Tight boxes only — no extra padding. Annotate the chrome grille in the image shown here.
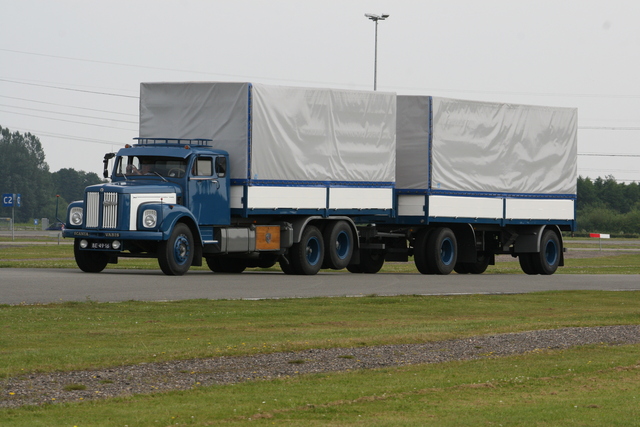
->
[102,192,118,228]
[86,192,100,228]
[85,191,118,229]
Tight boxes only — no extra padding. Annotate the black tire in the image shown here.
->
[346,263,363,273]
[289,225,324,275]
[74,239,109,273]
[413,228,434,274]
[466,253,490,274]
[530,230,561,275]
[256,253,279,269]
[426,227,457,275]
[518,253,538,275]
[279,258,297,275]
[157,223,194,276]
[453,262,470,274]
[323,221,354,270]
[206,256,246,273]
[456,253,490,275]
[359,249,385,274]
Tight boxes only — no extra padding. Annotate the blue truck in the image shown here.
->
[63,82,577,276]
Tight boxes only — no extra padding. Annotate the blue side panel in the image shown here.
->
[231,179,394,188]
[397,188,577,200]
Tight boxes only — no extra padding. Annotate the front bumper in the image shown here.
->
[63,229,165,241]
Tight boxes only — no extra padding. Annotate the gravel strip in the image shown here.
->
[2,325,640,408]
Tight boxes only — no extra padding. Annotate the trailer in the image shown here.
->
[368,95,577,275]
[63,82,577,276]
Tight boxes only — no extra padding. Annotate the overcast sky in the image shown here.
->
[1,0,639,182]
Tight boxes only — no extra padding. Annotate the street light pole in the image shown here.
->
[365,13,389,91]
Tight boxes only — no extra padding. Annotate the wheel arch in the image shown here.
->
[513,224,564,266]
[289,216,359,249]
[160,208,203,267]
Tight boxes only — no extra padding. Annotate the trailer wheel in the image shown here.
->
[518,253,538,275]
[455,253,490,275]
[206,256,246,273]
[323,221,354,270]
[289,225,324,275]
[359,249,385,274]
[531,230,561,275]
[453,262,469,274]
[74,239,109,273]
[426,227,457,275]
[157,223,194,276]
[413,228,434,274]
[346,263,363,273]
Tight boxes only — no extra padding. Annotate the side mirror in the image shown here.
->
[103,153,115,178]
[215,156,227,177]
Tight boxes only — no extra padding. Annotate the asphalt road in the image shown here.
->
[1,268,639,305]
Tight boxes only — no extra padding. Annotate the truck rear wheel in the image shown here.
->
[530,230,561,275]
[289,225,324,275]
[74,239,109,273]
[323,221,354,270]
[157,223,194,276]
[426,227,457,275]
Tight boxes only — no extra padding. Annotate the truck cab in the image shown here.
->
[63,138,231,275]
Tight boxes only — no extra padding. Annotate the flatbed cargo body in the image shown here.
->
[389,95,576,229]
[139,82,396,219]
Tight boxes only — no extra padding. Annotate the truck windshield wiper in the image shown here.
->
[153,171,168,182]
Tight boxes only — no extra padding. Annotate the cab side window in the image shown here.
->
[192,157,213,176]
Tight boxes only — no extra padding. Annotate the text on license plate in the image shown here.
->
[91,242,112,249]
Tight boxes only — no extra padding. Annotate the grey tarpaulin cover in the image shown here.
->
[396,96,578,195]
[139,82,396,184]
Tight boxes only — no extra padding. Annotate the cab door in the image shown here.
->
[187,155,230,225]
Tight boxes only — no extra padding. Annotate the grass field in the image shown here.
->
[1,241,640,425]
[1,291,640,425]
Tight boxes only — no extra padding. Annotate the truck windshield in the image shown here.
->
[116,156,188,178]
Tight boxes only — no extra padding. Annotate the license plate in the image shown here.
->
[91,242,112,249]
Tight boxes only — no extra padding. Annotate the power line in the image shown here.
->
[0,78,138,99]
[0,110,137,131]
[5,126,132,146]
[7,48,640,100]
[0,104,137,124]
[0,95,137,117]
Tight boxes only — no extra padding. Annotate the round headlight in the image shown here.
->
[143,209,157,228]
[112,240,121,250]
[70,207,83,226]
[79,239,89,249]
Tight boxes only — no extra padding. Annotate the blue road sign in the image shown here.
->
[2,193,14,207]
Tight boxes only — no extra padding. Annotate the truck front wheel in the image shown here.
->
[74,239,109,273]
[158,223,194,276]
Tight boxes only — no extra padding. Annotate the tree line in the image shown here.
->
[0,126,103,224]
[1,126,639,234]
[576,176,640,236]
